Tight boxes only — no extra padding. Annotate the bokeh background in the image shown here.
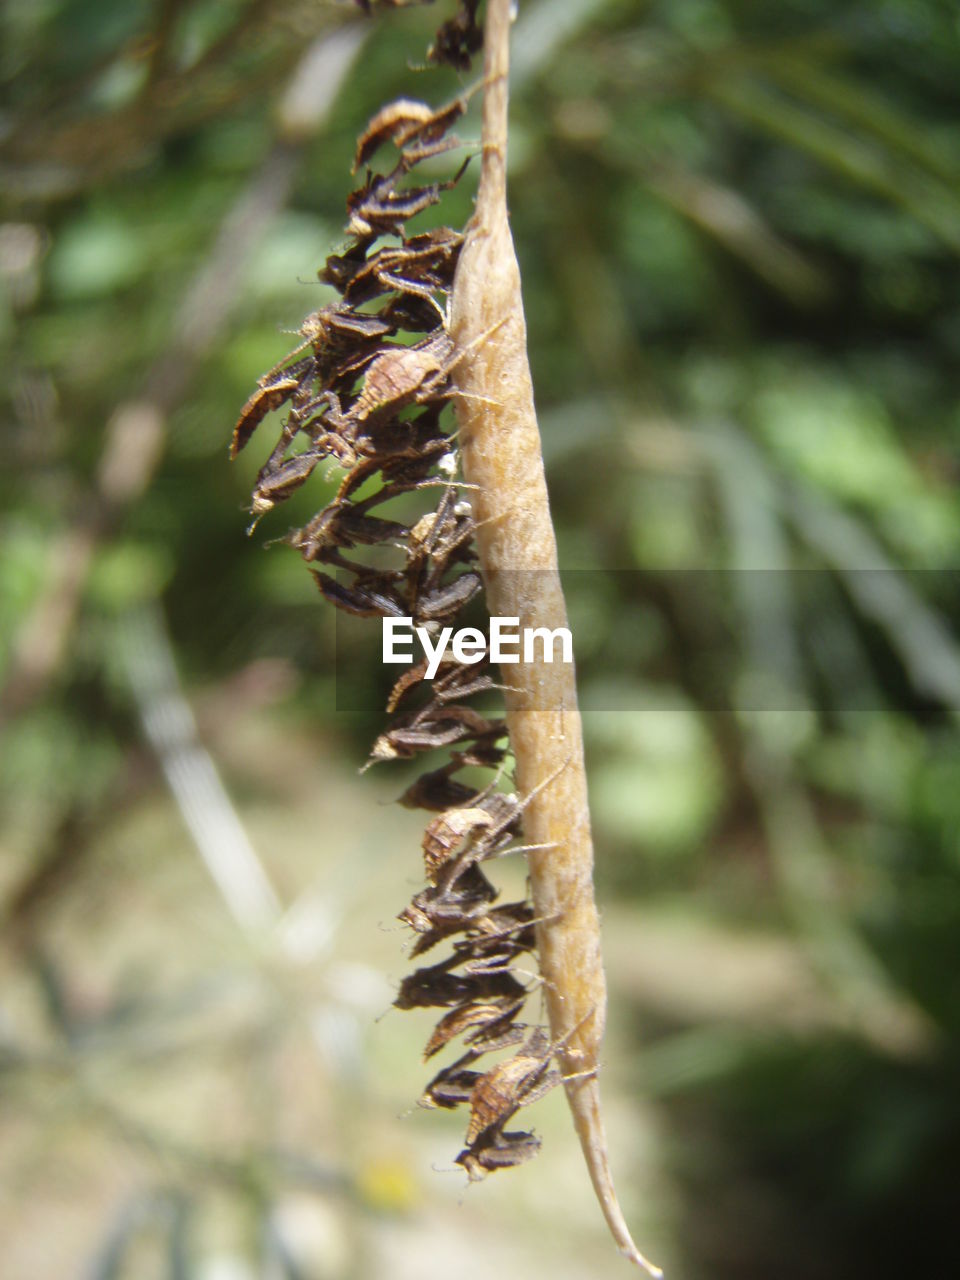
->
[2,1,960,1277]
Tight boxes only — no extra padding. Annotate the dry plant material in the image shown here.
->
[448,0,662,1272]
[464,1027,561,1145]
[229,1,659,1272]
[429,0,484,70]
[457,1126,542,1178]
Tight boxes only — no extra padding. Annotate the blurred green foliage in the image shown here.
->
[2,1,960,1277]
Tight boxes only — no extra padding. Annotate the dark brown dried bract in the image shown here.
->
[354,96,466,170]
[312,571,406,619]
[397,763,479,811]
[354,99,435,170]
[251,451,321,517]
[231,374,302,458]
[421,1059,481,1110]
[347,157,471,239]
[395,963,525,1012]
[456,1128,542,1181]
[423,1000,518,1060]
[465,1028,560,1145]
[428,0,483,71]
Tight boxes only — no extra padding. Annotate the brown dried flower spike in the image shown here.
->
[229,0,659,1272]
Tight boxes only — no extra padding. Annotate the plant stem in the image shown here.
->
[449,1,660,1272]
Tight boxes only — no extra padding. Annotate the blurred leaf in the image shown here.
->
[47,212,144,300]
[588,701,724,854]
[86,541,175,611]
[708,76,960,254]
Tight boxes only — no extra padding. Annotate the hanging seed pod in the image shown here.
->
[353,95,467,170]
[428,0,483,71]
[456,1128,542,1180]
[226,7,658,1271]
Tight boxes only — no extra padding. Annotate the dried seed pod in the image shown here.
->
[449,739,509,772]
[346,331,456,430]
[354,99,438,170]
[406,893,534,963]
[413,571,482,624]
[385,659,436,715]
[395,963,525,1012]
[405,500,477,575]
[368,705,506,763]
[400,865,500,950]
[428,0,483,71]
[250,450,322,518]
[420,1059,482,1110]
[339,242,454,315]
[463,1002,528,1054]
[312,571,407,619]
[289,504,407,564]
[323,226,463,305]
[422,805,495,884]
[231,372,304,458]
[470,900,535,937]
[346,158,470,239]
[456,1128,541,1181]
[453,910,537,965]
[423,998,523,1061]
[428,795,523,889]
[464,1028,561,1145]
[353,95,466,170]
[409,702,501,736]
[302,303,395,347]
[387,658,495,715]
[397,762,479,811]
[456,941,529,977]
[320,240,369,295]
[378,291,447,334]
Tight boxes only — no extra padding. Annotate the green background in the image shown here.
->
[2,1,959,1276]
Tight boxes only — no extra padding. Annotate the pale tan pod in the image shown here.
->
[449,0,661,1273]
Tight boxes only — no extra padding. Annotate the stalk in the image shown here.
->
[449,1,661,1272]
